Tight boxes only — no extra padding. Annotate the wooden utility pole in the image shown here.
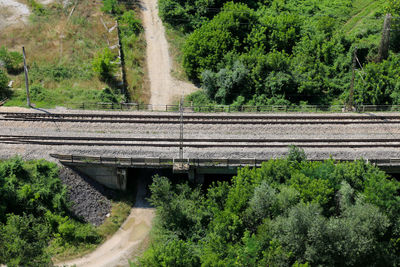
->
[378,14,392,62]
[348,47,357,111]
[22,47,31,107]
[179,95,184,165]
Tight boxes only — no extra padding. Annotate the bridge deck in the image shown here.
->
[2,110,400,163]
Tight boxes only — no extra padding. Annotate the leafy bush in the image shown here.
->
[0,158,101,266]
[139,148,400,266]
[28,0,47,16]
[118,10,142,37]
[0,46,23,74]
[29,84,47,101]
[0,69,9,98]
[102,0,121,15]
[354,53,400,105]
[92,48,117,81]
[100,87,119,103]
[0,214,51,266]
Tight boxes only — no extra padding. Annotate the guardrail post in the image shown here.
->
[71,155,74,163]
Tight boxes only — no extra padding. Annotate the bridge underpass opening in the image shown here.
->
[126,167,236,191]
[126,168,189,192]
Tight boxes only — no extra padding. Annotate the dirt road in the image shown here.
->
[141,0,198,109]
[0,0,29,30]
[0,0,55,30]
[57,179,155,267]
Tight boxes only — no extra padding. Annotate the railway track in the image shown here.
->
[1,112,400,124]
[1,135,400,148]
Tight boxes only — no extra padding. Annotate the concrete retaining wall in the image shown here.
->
[64,163,127,191]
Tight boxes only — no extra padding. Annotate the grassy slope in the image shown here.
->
[164,24,190,82]
[1,0,113,107]
[1,0,146,107]
[51,191,135,262]
[344,0,385,31]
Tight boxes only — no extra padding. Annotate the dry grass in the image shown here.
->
[0,6,13,18]
[123,8,149,104]
[0,0,124,106]
[164,23,189,82]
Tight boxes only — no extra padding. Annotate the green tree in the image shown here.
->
[0,214,51,266]
[183,2,258,81]
[139,147,400,266]
[0,69,9,98]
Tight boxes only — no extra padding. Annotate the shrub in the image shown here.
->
[101,0,121,15]
[0,69,9,98]
[29,84,47,101]
[28,0,47,16]
[0,47,23,74]
[118,10,142,37]
[100,87,118,103]
[92,48,117,81]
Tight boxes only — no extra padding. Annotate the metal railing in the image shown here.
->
[51,154,400,168]
[59,102,400,113]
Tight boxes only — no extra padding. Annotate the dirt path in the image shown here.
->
[57,179,155,267]
[0,0,30,30]
[141,0,198,109]
[0,0,55,30]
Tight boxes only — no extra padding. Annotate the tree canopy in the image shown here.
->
[138,149,400,266]
[0,158,101,266]
[163,0,400,106]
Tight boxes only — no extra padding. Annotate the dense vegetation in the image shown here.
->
[138,148,400,266]
[160,0,400,106]
[0,158,100,266]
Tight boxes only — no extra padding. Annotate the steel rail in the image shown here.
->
[1,135,400,143]
[2,135,400,148]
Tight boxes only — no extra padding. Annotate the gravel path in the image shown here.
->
[58,176,154,267]
[141,0,197,109]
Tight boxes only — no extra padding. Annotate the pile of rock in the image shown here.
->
[59,166,115,226]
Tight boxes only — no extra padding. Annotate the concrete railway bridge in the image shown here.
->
[2,111,400,190]
[51,154,400,191]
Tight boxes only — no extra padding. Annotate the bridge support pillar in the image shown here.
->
[188,168,195,183]
[188,168,204,184]
[196,174,204,184]
[116,168,127,191]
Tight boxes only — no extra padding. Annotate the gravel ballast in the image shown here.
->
[1,109,400,161]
